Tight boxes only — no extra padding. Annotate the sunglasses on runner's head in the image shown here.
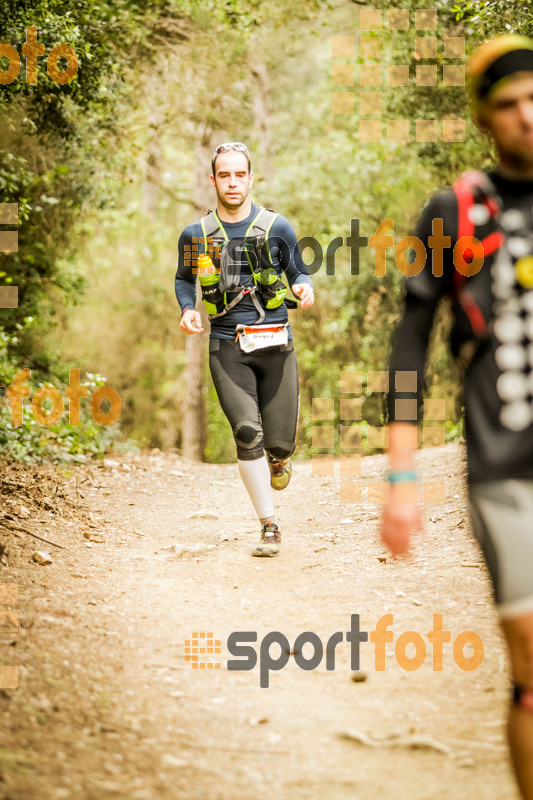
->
[211,142,251,172]
[213,142,249,158]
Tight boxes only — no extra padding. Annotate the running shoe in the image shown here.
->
[267,455,292,491]
[251,521,281,557]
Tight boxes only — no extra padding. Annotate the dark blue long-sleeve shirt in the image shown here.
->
[175,203,312,340]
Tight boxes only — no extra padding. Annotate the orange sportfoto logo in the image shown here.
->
[0,26,78,85]
[185,614,484,688]
[184,632,222,670]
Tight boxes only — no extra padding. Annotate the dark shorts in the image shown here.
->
[469,480,533,618]
[208,338,299,461]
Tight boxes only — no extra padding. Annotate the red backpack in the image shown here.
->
[450,170,505,345]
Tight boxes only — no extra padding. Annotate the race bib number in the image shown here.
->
[236,324,289,353]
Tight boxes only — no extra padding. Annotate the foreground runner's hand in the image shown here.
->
[180,309,204,334]
[292,283,314,309]
[380,495,424,556]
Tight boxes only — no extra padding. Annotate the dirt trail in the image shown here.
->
[0,444,519,800]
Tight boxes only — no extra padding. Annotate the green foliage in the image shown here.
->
[0,323,119,462]
[0,0,168,133]
[0,400,119,464]
[0,0,205,362]
[204,381,236,464]
[450,0,533,34]
[445,416,464,443]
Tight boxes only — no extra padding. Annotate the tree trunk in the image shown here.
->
[182,309,206,461]
[182,125,218,461]
[141,62,169,222]
[141,146,161,222]
[250,47,275,201]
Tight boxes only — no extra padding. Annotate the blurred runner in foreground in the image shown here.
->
[382,35,533,799]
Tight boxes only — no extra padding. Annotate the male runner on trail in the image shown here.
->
[382,36,533,799]
[175,142,314,557]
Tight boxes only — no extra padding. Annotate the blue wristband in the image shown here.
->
[388,470,418,484]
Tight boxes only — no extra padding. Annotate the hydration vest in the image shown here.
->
[449,170,506,357]
[452,171,533,430]
[198,207,296,324]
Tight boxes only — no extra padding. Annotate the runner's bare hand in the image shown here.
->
[380,496,424,556]
[180,310,204,334]
[292,283,314,309]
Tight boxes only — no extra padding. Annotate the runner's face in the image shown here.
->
[211,151,253,210]
[482,73,533,169]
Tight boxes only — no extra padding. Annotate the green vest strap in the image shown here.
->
[200,211,228,252]
[203,207,277,243]
[262,211,278,260]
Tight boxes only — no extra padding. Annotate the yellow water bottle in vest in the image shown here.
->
[197,252,225,316]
